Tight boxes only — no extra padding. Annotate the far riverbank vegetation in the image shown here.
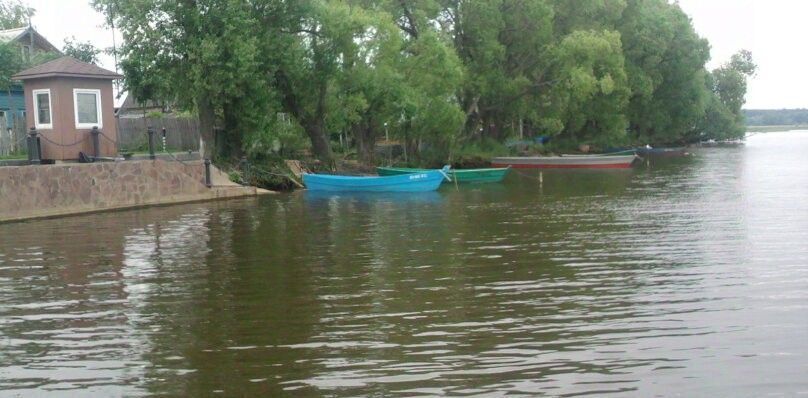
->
[744,109,808,132]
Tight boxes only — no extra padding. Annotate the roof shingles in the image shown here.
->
[12,56,122,80]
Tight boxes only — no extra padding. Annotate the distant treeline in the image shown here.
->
[744,109,808,126]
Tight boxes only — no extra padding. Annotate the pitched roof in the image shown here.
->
[119,92,163,110]
[0,27,27,42]
[0,26,60,52]
[12,56,122,80]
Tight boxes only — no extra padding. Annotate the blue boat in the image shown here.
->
[302,166,450,192]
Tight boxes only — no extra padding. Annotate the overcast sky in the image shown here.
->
[24,0,808,109]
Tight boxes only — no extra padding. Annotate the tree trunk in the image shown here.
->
[356,122,375,164]
[197,97,215,160]
[222,103,243,160]
[306,81,333,164]
[305,121,332,165]
[404,137,418,163]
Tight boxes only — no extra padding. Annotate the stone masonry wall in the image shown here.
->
[0,160,256,222]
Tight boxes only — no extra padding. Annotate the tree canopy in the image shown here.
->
[0,0,32,30]
[0,1,60,96]
[62,37,101,64]
[93,0,756,164]
[0,0,32,93]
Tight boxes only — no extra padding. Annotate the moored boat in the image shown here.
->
[491,154,638,169]
[635,146,689,157]
[377,166,511,183]
[600,149,638,156]
[604,146,689,157]
[303,167,450,192]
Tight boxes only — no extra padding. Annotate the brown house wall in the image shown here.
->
[23,77,118,160]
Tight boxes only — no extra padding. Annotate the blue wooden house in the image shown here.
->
[0,86,26,128]
[0,26,60,128]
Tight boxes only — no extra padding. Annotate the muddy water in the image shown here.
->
[1,131,806,396]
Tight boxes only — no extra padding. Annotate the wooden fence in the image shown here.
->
[0,114,27,157]
[117,116,200,152]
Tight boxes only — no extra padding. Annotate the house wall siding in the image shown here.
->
[0,88,26,128]
[0,89,26,111]
[23,77,118,160]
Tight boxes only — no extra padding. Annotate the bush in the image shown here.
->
[450,139,510,168]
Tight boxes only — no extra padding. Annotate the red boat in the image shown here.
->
[491,154,639,169]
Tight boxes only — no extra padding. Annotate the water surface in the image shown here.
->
[1,131,807,396]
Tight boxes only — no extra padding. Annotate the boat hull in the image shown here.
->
[377,167,511,183]
[491,155,637,169]
[636,147,688,157]
[606,147,688,157]
[303,170,446,192]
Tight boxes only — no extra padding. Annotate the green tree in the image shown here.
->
[550,30,630,146]
[618,0,711,144]
[444,0,556,141]
[552,0,626,35]
[94,0,275,160]
[340,0,464,163]
[698,50,757,140]
[62,37,101,64]
[0,0,32,29]
[712,50,756,114]
[268,0,365,164]
[0,0,33,100]
[0,42,24,92]
[93,0,750,168]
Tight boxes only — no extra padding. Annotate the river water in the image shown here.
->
[1,131,807,397]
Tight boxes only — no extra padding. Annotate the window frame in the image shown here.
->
[32,89,53,130]
[73,88,103,129]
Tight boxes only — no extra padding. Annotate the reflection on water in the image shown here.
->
[1,131,807,396]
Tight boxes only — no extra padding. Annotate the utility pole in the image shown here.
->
[27,16,33,62]
[109,3,120,93]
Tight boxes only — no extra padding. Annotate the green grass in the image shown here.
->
[0,153,27,160]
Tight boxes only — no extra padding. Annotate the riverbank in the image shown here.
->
[746,125,808,132]
[0,159,272,223]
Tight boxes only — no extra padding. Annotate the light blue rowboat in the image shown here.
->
[302,166,450,192]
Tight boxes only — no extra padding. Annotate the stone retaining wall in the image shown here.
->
[0,160,263,222]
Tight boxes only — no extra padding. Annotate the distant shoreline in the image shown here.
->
[746,125,808,132]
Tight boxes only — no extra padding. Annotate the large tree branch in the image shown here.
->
[397,0,419,39]
[279,28,320,36]
[480,78,561,112]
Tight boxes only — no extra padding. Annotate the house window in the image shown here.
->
[32,89,52,129]
[22,45,31,61]
[73,89,103,129]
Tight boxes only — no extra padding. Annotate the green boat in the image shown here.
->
[377,166,511,183]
